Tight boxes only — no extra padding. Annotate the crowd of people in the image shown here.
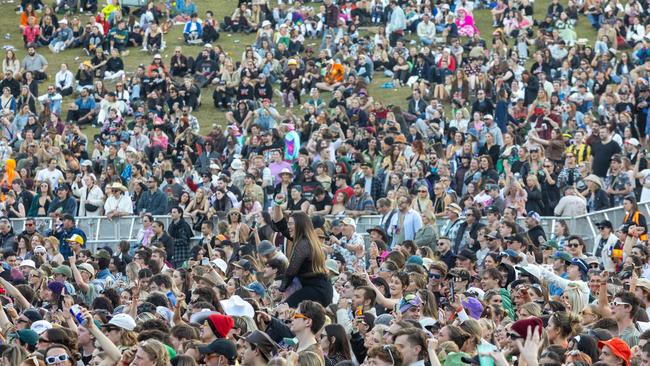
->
[1,0,650,366]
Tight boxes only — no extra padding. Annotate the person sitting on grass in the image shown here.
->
[108,20,129,56]
[183,13,203,45]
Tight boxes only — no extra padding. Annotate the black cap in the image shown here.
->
[311,216,324,229]
[449,268,471,282]
[198,339,237,362]
[505,234,525,244]
[244,331,279,361]
[233,259,253,272]
[596,220,613,229]
[22,309,42,322]
[61,213,75,221]
[487,206,501,214]
[456,248,477,262]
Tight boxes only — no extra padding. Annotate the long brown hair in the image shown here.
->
[289,212,326,274]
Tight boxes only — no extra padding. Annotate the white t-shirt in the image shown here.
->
[640,169,650,202]
[36,168,64,190]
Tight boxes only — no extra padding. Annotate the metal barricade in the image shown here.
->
[7,201,650,252]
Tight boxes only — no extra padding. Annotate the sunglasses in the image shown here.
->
[293,313,310,320]
[566,243,581,248]
[46,354,69,365]
[610,301,631,307]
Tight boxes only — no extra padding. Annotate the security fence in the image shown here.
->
[7,201,650,252]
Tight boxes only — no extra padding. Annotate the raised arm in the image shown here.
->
[82,308,122,362]
[69,253,90,293]
[0,268,30,310]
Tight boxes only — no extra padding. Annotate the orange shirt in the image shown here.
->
[324,63,344,85]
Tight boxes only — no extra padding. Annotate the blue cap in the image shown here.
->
[243,281,266,297]
[570,258,589,274]
[527,211,541,222]
[500,249,519,258]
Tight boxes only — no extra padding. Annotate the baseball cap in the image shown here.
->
[341,217,356,228]
[550,251,573,264]
[500,249,519,258]
[52,265,72,278]
[596,220,613,229]
[232,259,254,272]
[66,234,84,246]
[399,293,423,313]
[570,258,589,274]
[20,260,36,269]
[30,320,53,335]
[198,339,237,362]
[106,313,136,331]
[77,263,96,276]
[244,331,278,361]
[505,234,525,244]
[242,281,266,297]
[449,268,471,282]
[94,249,111,260]
[541,240,559,250]
[526,211,541,222]
[257,241,276,256]
[456,248,477,262]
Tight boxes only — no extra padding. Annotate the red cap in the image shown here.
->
[598,338,631,366]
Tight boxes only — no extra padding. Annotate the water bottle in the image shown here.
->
[70,305,86,325]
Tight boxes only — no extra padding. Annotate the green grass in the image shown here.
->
[0,0,597,137]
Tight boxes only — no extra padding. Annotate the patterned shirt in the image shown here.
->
[557,167,582,189]
[605,171,632,206]
[345,193,375,212]
[335,232,365,271]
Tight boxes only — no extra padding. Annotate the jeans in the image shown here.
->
[49,41,67,53]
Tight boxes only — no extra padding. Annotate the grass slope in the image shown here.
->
[0,0,598,137]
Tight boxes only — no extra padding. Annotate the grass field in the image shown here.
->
[0,0,598,137]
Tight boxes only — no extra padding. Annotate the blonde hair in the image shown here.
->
[121,331,138,348]
[564,282,588,317]
[298,351,325,366]
[3,345,29,366]
[519,302,542,318]
[138,339,169,366]
[126,262,141,284]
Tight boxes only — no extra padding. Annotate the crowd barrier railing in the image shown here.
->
[7,201,649,252]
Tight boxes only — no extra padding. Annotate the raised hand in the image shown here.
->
[515,325,542,366]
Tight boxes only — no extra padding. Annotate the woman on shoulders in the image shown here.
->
[271,193,332,307]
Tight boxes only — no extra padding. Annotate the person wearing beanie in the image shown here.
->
[509,316,544,348]
[10,329,38,352]
[44,281,65,310]
[202,314,234,343]
[599,337,632,366]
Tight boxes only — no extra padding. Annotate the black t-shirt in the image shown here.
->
[591,140,621,177]
[311,194,333,211]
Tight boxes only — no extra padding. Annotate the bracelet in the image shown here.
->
[273,199,285,206]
